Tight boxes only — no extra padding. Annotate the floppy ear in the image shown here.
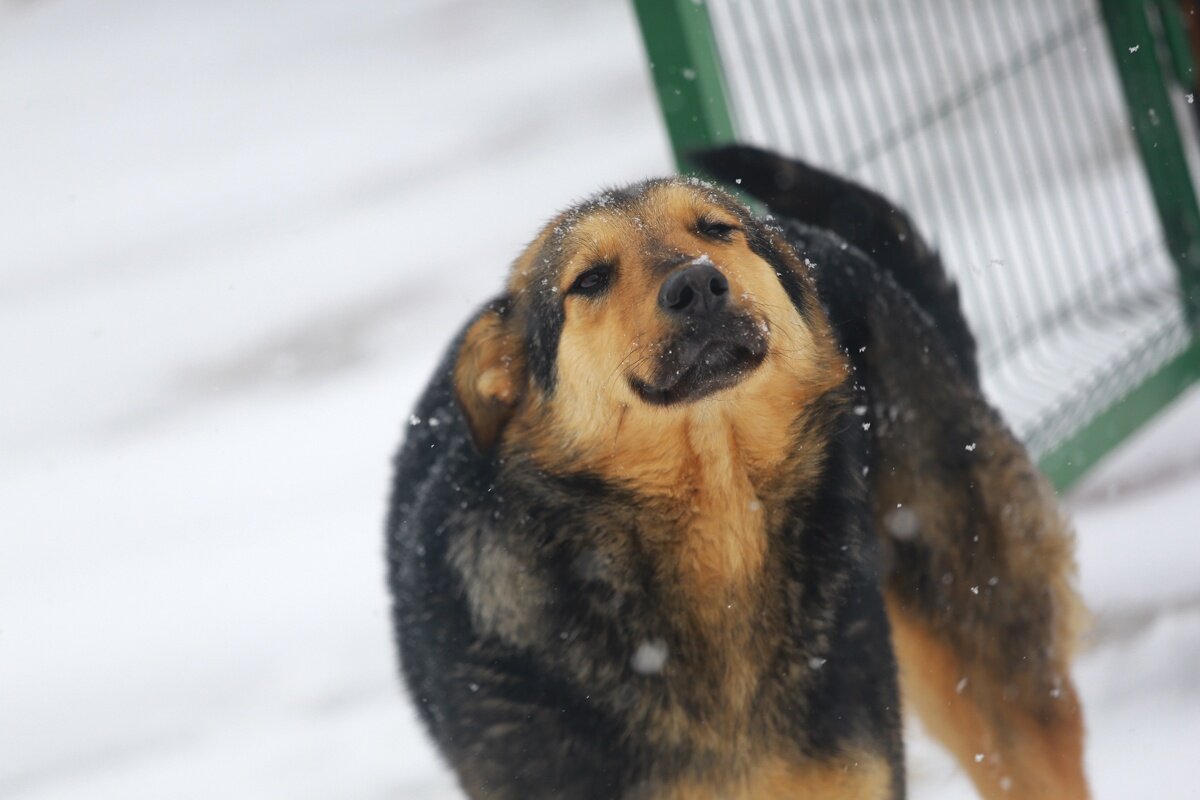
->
[453,298,525,452]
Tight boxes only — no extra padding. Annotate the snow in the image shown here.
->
[1,1,1197,798]
[631,640,670,676]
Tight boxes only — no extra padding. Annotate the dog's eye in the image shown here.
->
[697,217,739,241]
[568,264,613,297]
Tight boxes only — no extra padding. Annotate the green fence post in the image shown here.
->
[1151,0,1197,87]
[631,0,737,174]
[1100,0,1200,322]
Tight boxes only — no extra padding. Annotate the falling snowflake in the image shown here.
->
[631,639,669,675]
[884,506,919,540]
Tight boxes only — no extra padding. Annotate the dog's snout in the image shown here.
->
[658,263,730,317]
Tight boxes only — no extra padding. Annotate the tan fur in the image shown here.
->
[887,592,1089,799]
[656,752,892,800]
[454,308,525,450]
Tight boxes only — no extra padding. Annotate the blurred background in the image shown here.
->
[2,1,1198,797]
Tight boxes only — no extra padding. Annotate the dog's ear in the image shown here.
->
[454,297,525,452]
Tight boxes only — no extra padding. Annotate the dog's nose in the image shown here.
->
[658,263,730,317]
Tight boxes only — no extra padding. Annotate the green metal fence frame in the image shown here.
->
[1101,0,1200,321]
[631,0,737,173]
[632,0,1200,491]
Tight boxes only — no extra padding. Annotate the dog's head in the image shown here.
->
[454,179,846,467]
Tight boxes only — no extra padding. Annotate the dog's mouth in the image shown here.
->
[629,315,768,406]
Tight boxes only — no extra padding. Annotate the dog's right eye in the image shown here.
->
[568,264,613,297]
[696,217,740,242]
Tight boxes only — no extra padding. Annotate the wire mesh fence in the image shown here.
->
[703,0,1197,458]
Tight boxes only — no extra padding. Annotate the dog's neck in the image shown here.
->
[523,388,802,491]
[518,383,841,592]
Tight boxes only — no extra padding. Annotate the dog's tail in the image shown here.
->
[691,145,980,386]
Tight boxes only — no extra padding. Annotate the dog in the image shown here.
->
[386,146,1088,799]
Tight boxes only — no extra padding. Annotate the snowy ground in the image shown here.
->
[2,1,1197,797]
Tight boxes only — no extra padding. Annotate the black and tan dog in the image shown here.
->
[386,146,1088,799]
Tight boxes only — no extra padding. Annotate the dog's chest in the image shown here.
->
[672,463,769,594]
[628,460,797,748]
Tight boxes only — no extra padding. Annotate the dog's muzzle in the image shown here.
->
[630,259,767,405]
